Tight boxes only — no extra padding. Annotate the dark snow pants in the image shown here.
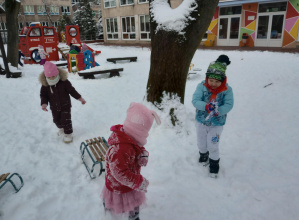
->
[51,107,73,134]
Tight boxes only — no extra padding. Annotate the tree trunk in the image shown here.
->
[6,0,20,67]
[147,0,219,105]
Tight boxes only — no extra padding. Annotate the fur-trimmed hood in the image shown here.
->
[39,67,68,86]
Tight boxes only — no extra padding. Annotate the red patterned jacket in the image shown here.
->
[105,125,145,193]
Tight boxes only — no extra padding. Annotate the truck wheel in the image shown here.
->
[31,49,41,63]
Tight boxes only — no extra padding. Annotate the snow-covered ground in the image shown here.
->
[1,44,299,220]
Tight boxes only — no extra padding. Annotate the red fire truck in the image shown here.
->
[19,22,59,64]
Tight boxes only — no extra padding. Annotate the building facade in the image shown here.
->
[101,0,299,48]
[0,0,101,43]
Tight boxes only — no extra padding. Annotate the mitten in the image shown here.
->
[136,177,149,193]
[205,102,216,113]
[42,104,48,112]
[79,97,86,104]
[138,150,149,167]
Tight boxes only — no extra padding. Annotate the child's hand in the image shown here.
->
[42,104,48,112]
[79,97,86,105]
[136,177,149,193]
[205,101,218,113]
[138,150,149,167]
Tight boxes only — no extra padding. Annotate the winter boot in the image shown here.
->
[209,158,220,176]
[63,133,73,143]
[57,128,64,136]
[199,151,209,163]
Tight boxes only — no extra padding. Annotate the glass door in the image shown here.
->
[255,13,285,47]
[218,16,240,46]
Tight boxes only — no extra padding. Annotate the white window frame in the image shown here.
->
[37,5,46,15]
[0,23,7,30]
[106,18,119,40]
[19,23,23,30]
[121,16,136,40]
[138,0,148,4]
[50,6,59,15]
[72,0,80,4]
[41,22,49,27]
[53,21,59,31]
[120,0,134,6]
[61,6,70,15]
[104,0,116,8]
[24,5,35,15]
[139,15,150,41]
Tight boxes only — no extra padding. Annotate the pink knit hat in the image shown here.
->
[123,102,161,146]
[44,61,59,77]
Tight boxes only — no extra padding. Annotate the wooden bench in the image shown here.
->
[106,57,137,64]
[80,137,110,179]
[78,68,124,79]
[55,62,68,67]
[0,173,24,193]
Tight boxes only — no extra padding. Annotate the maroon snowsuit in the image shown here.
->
[39,68,81,134]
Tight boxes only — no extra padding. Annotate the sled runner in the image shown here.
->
[0,173,24,193]
[80,137,109,179]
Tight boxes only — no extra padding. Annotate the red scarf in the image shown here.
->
[203,77,228,102]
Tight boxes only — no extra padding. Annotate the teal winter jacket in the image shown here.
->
[192,81,234,126]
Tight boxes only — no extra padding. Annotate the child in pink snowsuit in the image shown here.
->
[102,102,161,220]
[37,45,49,65]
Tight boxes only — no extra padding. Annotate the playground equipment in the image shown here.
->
[57,25,101,61]
[19,22,59,64]
[67,49,99,73]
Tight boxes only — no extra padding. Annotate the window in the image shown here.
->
[41,22,49,27]
[138,0,148,3]
[120,0,134,6]
[140,15,150,40]
[220,6,242,15]
[106,18,118,40]
[104,0,116,8]
[122,16,136,40]
[43,28,54,36]
[53,22,58,31]
[61,6,70,15]
[24,5,34,15]
[50,6,59,15]
[258,2,287,13]
[29,28,41,37]
[0,23,7,30]
[26,22,31,27]
[19,23,23,30]
[37,5,46,15]
[72,0,80,4]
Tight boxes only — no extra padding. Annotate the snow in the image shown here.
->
[150,0,198,34]
[1,44,299,220]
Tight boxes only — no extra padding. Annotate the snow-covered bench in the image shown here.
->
[80,137,109,179]
[0,173,24,193]
[106,57,137,63]
[78,66,124,79]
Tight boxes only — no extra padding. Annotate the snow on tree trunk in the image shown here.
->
[147,0,219,107]
[6,0,20,67]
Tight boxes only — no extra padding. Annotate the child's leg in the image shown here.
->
[61,108,73,134]
[195,121,208,154]
[128,207,139,220]
[51,109,62,129]
[206,126,223,160]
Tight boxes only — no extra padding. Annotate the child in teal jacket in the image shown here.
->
[192,55,234,177]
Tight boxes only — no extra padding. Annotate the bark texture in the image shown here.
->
[147,0,219,105]
[6,0,20,67]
